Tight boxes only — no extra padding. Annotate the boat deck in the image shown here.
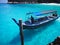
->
[23,15,58,26]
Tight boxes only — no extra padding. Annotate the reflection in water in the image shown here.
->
[10,17,60,45]
[10,20,58,45]
[23,20,55,41]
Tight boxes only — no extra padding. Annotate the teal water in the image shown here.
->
[0,4,60,45]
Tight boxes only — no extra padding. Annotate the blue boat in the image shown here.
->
[12,10,59,29]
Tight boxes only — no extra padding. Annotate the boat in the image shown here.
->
[12,10,59,29]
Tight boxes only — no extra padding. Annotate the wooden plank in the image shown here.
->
[19,19,24,45]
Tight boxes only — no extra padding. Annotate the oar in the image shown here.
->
[12,18,19,26]
[12,18,24,45]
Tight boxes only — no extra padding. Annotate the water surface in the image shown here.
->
[0,4,60,45]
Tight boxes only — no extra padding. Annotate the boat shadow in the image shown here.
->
[10,21,56,44]
[23,21,56,41]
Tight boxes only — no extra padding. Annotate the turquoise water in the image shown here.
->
[0,4,60,45]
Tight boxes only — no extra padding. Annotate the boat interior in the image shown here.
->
[25,13,58,25]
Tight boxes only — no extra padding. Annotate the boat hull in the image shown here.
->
[23,16,59,29]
